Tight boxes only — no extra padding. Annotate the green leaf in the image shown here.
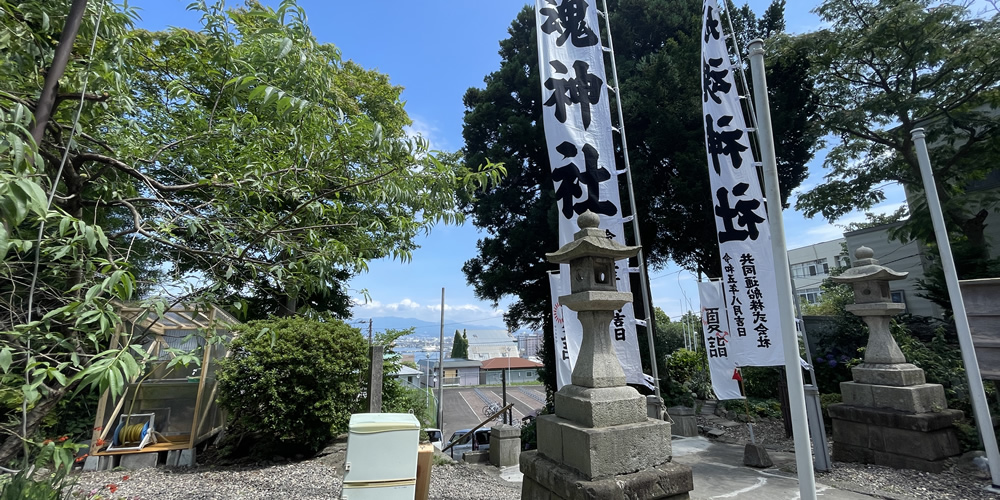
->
[277,37,293,59]
[49,368,68,386]
[0,225,7,261]
[0,347,12,373]
[15,178,48,216]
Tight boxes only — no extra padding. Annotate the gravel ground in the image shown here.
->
[67,417,998,500]
[698,414,998,500]
[70,460,521,500]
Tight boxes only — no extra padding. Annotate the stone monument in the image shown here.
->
[828,246,962,472]
[520,211,693,500]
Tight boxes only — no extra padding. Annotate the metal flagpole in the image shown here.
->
[748,39,817,499]
[597,0,661,398]
[912,128,1000,489]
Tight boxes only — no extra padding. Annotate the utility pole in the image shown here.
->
[368,318,373,346]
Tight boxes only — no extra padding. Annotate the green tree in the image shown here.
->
[449,329,468,359]
[638,308,696,389]
[795,0,1000,259]
[0,0,501,466]
[376,328,434,427]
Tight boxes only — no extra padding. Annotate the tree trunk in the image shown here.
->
[31,0,89,145]
[0,387,68,466]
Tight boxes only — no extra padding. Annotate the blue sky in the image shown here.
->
[130,0,916,327]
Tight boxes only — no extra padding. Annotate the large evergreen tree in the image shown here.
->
[461,0,817,328]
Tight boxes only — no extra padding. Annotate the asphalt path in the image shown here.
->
[438,385,546,442]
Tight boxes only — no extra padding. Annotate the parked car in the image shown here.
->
[425,428,443,451]
[446,428,490,459]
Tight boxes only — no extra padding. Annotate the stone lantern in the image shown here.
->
[831,245,909,368]
[520,211,693,500]
[545,211,638,388]
[827,246,962,472]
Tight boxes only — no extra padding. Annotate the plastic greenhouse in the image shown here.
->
[87,303,237,468]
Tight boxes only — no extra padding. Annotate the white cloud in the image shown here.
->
[404,115,446,150]
[352,296,506,325]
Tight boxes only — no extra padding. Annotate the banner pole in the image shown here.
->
[747,39,816,499]
[597,0,661,398]
[912,128,1000,488]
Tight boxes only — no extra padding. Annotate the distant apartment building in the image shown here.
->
[786,238,850,305]
[517,332,543,359]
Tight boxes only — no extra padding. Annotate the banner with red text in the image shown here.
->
[698,281,743,400]
[701,0,783,366]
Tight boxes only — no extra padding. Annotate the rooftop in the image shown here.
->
[481,357,543,370]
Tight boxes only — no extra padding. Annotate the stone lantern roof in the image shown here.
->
[830,246,908,284]
[545,211,640,264]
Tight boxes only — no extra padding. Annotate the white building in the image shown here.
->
[465,330,518,361]
[786,238,849,305]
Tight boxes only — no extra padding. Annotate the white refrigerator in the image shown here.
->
[341,413,421,500]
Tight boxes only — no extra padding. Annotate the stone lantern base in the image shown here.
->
[829,363,962,472]
[520,385,693,500]
[521,452,693,500]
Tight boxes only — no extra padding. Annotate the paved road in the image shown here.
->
[490,437,879,499]
[439,385,545,442]
[672,437,876,499]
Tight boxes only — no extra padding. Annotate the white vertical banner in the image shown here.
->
[698,281,743,400]
[701,0,783,367]
[536,0,648,388]
[548,271,578,389]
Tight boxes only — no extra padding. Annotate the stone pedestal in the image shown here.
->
[829,247,963,472]
[829,402,962,472]
[830,361,962,472]
[523,211,693,500]
[522,384,692,499]
[521,451,693,500]
[666,407,698,437]
[490,424,521,467]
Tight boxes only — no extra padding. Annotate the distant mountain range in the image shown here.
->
[356,316,510,338]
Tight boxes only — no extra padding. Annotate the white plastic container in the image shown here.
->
[340,480,415,500]
[342,412,420,497]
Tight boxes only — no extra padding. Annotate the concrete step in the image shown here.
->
[699,401,718,415]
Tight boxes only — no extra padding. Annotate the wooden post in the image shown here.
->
[367,345,384,413]
[189,316,214,445]
[92,323,122,445]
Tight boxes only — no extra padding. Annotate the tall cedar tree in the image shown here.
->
[461,0,818,394]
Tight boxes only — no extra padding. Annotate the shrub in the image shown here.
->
[719,397,781,420]
[662,349,712,407]
[741,366,783,399]
[810,348,861,395]
[383,380,433,427]
[216,316,368,456]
